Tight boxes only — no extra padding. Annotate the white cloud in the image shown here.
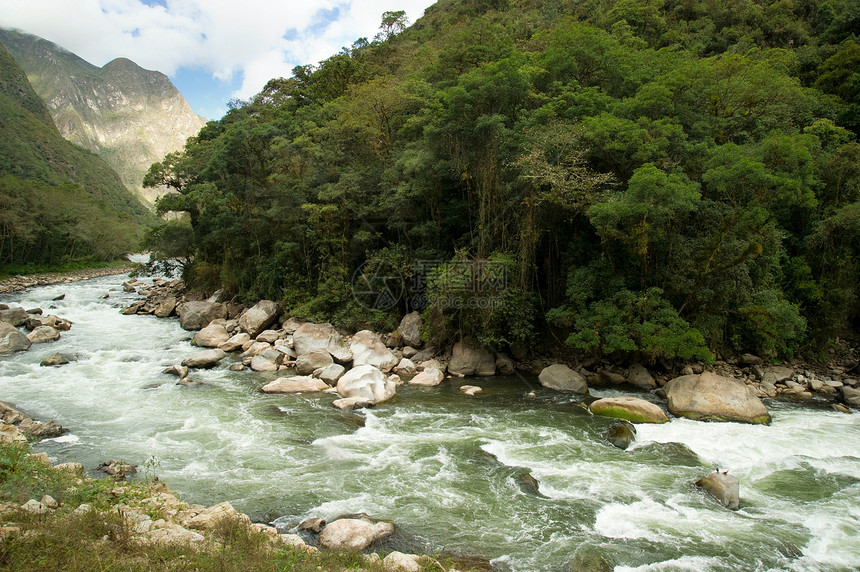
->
[0,0,433,101]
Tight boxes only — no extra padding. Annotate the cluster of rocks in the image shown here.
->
[0,401,67,443]
[0,454,449,571]
[0,266,134,294]
[0,303,72,355]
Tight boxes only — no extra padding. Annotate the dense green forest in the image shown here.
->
[0,41,152,270]
[144,0,860,362]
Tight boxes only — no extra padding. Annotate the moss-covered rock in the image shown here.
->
[590,396,669,423]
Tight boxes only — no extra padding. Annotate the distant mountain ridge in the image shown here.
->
[0,28,207,205]
[0,40,151,267]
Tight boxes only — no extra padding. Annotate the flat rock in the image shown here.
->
[262,377,330,393]
[590,397,668,423]
[459,385,483,396]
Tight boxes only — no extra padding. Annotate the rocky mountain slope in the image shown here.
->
[0,28,207,205]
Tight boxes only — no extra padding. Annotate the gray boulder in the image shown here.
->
[538,364,588,394]
[178,301,227,331]
[664,372,771,424]
[296,351,333,375]
[841,386,860,407]
[695,471,740,510]
[350,330,398,372]
[397,312,422,348]
[0,307,27,327]
[0,322,31,354]
[314,363,346,385]
[238,300,280,338]
[292,322,352,363]
[626,364,656,389]
[250,348,283,372]
[181,349,227,369]
[154,295,178,318]
[448,339,496,376]
[218,332,251,352]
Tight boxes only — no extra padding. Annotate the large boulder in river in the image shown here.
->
[181,349,226,369]
[590,397,668,423]
[337,365,396,404]
[0,322,31,354]
[538,364,588,394]
[663,372,771,425]
[238,300,280,338]
[292,322,352,363]
[26,326,60,344]
[178,301,227,331]
[397,311,422,348]
[409,367,445,386]
[695,471,740,510]
[350,330,398,372]
[606,421,637,450]
[0,307,27,327]
[448,339,496,376]
[192,323,230,347]
[319,516,394,551]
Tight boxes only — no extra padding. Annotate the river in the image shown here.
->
[1,273,858,571]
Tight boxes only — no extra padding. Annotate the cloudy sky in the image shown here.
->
[0,0,435,119]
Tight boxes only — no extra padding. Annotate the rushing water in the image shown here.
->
[1,273,859,571]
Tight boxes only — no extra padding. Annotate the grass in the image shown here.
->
[0,443,454,571]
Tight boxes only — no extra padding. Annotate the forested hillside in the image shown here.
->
[0,41,151,270]
[144,0,860,361]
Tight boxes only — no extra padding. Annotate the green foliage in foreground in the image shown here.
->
[0,443,451,572]
[144,0,860,361]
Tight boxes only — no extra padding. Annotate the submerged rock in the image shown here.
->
[664,372,771,425]
[459,384,483,396]
[40,353,75,367]
[589,397,668,423]
[605,421,637,450]
[695,470,740,510]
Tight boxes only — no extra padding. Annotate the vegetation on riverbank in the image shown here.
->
[143,0,860,364]
[0,443,450,572]
[0,259,134,283]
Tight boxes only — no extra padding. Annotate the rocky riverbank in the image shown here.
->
[119,277,860,416]
[0,265,136,294]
